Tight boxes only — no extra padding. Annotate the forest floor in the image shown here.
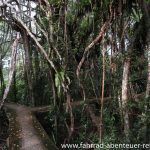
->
[5,103,58,150]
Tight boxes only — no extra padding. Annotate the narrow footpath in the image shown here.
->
[5,103,58,150]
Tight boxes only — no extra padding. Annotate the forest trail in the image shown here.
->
[5,103,58,150]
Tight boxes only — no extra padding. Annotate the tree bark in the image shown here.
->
[121,58,130,141]
[33,46,41,106]
[146,45,150,99]
[12,71,17,102]
[22,32,34,106]
[142,1,150,143]
[0,56,5,98]
[0,33,19,109]
[99,42,105,143]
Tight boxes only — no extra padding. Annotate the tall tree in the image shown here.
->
[0,33,19,109]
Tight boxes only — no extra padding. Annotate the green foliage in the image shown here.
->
[131,8,143,22]
[1,0,150,147]
[16,77,25,101]
[145,0,150,3]
[55,70,65,97]
[48,0,61,4]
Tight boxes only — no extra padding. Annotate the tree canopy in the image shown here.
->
[0,0,150,149]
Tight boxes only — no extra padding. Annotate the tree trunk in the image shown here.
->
[121,58,130,142]
[99,42,105,143]
[48,68,58,142]
[33,46,41,106]
[12,71,17,102]
[22,32,34,106]
[0,57,5,98]
[146,45,150,98]
[0,34,19,109]
[145,44,150,143]
[142,1,150,143]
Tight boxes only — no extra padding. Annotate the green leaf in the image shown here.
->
[55,70,65,97]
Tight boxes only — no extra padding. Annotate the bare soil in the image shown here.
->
[5,103,58,150]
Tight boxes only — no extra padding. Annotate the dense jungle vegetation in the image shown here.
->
[0,0,150,149]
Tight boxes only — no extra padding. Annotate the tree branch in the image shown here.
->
[0,33,19,109]
[76,8,113,77]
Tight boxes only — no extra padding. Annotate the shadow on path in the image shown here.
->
[5,103,58,150]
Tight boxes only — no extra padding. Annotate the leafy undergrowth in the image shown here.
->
[36,99,150,150]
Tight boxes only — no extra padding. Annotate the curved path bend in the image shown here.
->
[5,103,58,150]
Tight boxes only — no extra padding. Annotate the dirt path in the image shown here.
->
[5,103,58,150]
